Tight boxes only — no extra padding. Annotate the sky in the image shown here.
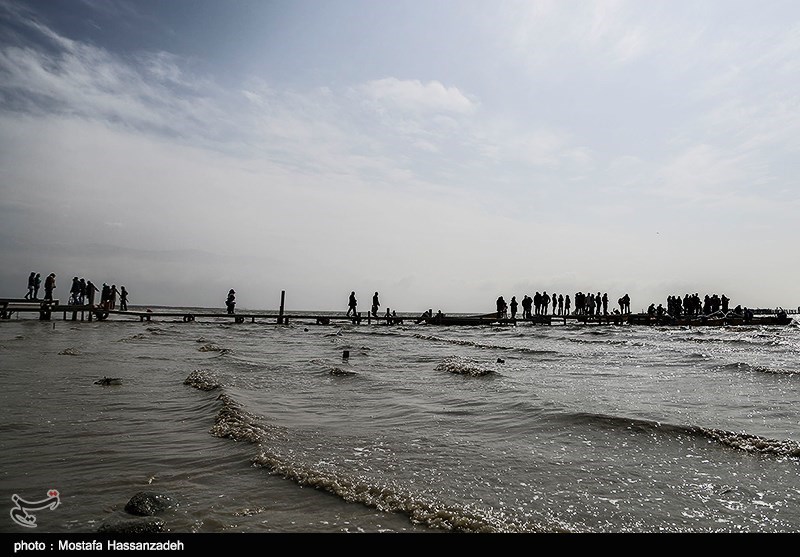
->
[0,0,798,313]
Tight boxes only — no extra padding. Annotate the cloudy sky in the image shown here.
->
[1,0,798,313]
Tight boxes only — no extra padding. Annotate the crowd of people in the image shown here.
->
[23,272,130,311]
[647,293,740,319]
[494,291,632,319]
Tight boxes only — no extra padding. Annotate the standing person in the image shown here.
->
[521,295,532,319]
[110,285,119,310]
[70,277,81,305]
[226,289,236,314]
[565,294,571,315]
[510,296,518,319]
[552,293,557,315]
[119,286,129,311]
[371,292,380,317]
[25,272,36,299]
[602,293,609,315]
[101,283,110,310]
[78,278,87,304]
[86,280,99,307]
[347,291,357,316]
[496,296,507,318]
[33,273,41,299]
[43,273,56,301]
[558,294,564,316]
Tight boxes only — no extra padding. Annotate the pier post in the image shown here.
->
[278,290,285,324]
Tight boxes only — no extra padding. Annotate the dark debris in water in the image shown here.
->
[94,377,122,386]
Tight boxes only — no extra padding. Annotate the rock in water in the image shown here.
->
[124,491,176,516]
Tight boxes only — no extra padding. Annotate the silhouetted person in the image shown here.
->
[496,296,507,318]
[69,277,81,305]
[110,285,119,309]
[372,292,380,317]
[100,283,110,309]
[226,289,236,314]
[347,291,357,316]
[119,286,129,311]
[78,278,86,304]
[33,273,41,299]
[25,272,35,299]
[521,295,532,319]
[565,294,571,315]
[86,281,99,306]
[43,273,56,301]
[510,296,518,319]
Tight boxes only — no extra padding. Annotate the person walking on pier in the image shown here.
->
[25,272,36,299]
[347,291,357,317]
[119,286,129,311]
[33,273,41,299]
[43,273,56,301]
[226,289,236,314]
[371,292,380,318]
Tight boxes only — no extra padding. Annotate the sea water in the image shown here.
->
[1,310,799,533]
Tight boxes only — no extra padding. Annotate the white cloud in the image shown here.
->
[357,77,477,114]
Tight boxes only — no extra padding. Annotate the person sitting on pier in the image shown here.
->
[226,289,236,314]
[415,309,433,324]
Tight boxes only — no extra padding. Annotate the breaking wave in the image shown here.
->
[569,412,800,459]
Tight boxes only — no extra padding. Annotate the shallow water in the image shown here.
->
[1,311,799,533]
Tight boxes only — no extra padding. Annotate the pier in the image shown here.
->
[1,295,796,327]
